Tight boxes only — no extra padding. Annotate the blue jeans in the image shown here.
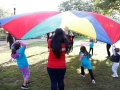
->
[47,67,66,90]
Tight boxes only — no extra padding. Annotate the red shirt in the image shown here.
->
[47,39,66,69]
[70,36,73,42]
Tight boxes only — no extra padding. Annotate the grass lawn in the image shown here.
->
[0,37,120,90]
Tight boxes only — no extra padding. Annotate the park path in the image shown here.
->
[0,38,120,47]
[0,38,47,46]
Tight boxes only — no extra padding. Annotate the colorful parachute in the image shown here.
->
[0,11,120,44]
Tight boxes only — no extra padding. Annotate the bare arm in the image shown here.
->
[64,26,68,35]
[112,45,116,55]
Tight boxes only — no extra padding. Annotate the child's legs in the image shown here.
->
[81,66,85,75]
[112,63,119,76]
[69,43,73,52]
[89,48,92,54]
[91,48,93,55]
[20,67,30,85]
[71,42,73,50]
[88,69,95,80]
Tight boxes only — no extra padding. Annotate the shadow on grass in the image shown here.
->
[0,53,120,90]
[27,51,47,58]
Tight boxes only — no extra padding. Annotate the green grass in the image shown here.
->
[0,38,120,90]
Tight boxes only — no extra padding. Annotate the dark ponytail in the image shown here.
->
[11,42,20,59]
[51,28,69,59]
[12,48,17,54]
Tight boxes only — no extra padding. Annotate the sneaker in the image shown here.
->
[111,74,118,78]
[92,79,96,84]
[9,59,13,62]
[26,82,31,86]
[80,73,85,77]
[21,85,28,89]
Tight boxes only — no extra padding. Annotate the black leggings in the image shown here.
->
[81,66,95,80]
[89,48,93,55]
[69,42,74,52]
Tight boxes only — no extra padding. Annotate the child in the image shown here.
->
[89,38,94,55]
[11,40,30,89]
[111,45,120,78]
[69,32,75,52]
[79,46,96,84]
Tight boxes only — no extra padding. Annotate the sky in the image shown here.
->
[0,0,66,14]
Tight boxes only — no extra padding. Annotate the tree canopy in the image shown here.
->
[58,0,95,12]
[0,7,10,19]
[58,0,120,21]
[95,0,120,13]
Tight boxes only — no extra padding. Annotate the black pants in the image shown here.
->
[106,44,111,57]
[89,48,93,55]
[47,67,66,90]
[69,42,74,52]
[9,42,13,49]
[81,66,95,80]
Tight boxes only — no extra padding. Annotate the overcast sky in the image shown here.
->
[0,0,66,14]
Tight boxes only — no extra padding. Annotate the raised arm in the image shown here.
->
[19,40,26,48]
[64,26,68,35]
[112,45,116,55]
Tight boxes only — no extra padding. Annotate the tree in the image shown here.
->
[95,0,120,14]
[95,0,120,21]
[0,7,10,40]
[58,0,95,12]
[0,7,10,18]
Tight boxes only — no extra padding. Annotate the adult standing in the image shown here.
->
[6,33,15,49]
[106,43,111,58]
[47,28,71,90]
[6,33,15,61]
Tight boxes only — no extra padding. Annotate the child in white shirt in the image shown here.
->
[111,45,120,78]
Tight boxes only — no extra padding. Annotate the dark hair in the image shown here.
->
[51,28,70,58]
[12,42,21,54]
[115,48,120,55]
[7,33,12,38]
[80,46,90,58]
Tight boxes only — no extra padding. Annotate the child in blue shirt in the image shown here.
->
[79,46,96,84]
[11,40,30,89]
[89,38,94,55]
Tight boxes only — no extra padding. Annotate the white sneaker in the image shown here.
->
[92,79,96,84]
[80,74,85,77]
[9,59,13,62]
[111,74,118,78]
